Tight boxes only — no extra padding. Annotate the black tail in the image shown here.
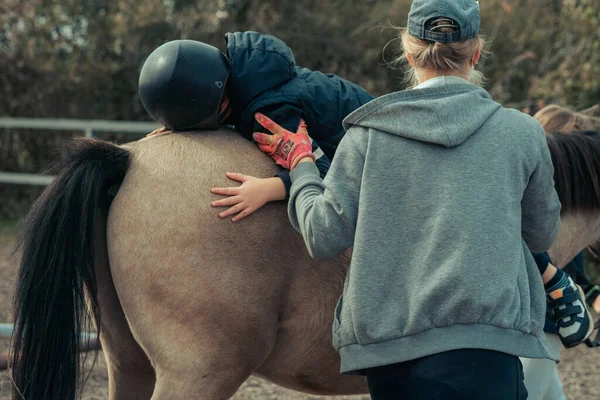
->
[10,137,130,400]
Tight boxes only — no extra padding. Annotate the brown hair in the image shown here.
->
[534,105,600,134]
[388,19,486,88]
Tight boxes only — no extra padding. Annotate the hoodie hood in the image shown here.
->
[343,76,501,147]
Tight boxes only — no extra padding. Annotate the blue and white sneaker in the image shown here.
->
[548,276,594,348]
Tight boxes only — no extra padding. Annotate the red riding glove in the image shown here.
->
[252,113,316,170]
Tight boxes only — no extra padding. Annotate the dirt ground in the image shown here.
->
[0,230,599,400]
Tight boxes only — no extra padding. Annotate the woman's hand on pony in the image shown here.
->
[211,174,286,222]
[252,113,315,170]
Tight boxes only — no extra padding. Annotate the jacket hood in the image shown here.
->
[343,76,501,147]
[225,32,296,118]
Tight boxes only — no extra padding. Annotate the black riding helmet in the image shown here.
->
[138,40,230,130]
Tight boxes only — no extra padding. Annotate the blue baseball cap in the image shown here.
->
[407,0,480,43]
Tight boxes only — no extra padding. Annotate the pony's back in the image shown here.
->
[110,130,306,284]
[107,130,340,392]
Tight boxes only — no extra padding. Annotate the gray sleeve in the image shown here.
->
[287,133,364,260]
[521,131,561,252]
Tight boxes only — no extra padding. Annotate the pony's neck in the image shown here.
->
[548,211,600,267]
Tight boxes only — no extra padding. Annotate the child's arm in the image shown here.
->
[210,141,330,222]
[213,103,332,221]
[211,174,286,222]
[278,142,331,193]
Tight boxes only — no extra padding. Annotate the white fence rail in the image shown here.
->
[0,118,160,186]
[0,323,97,341]
[0,323,12,338]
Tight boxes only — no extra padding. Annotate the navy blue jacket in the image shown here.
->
[224,31,374,193]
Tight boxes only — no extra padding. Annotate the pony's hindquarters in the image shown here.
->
[108,131,367,398]
[107,132,296,398]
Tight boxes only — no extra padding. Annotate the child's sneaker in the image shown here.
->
[547,276,594,348]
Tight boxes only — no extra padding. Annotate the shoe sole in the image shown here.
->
[563,284,596,349]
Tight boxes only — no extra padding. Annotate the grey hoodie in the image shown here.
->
[288,76,561,374]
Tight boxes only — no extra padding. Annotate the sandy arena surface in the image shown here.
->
[0,231,598,399]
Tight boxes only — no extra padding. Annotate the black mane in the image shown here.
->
[546,130,600,214]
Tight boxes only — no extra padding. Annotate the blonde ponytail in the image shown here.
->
[389,19,486,88]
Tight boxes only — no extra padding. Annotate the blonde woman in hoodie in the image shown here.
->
[252,0,563,398]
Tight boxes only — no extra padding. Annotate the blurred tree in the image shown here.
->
[530,0,600,108]
[0,0,598,217]
[1,0,597,119]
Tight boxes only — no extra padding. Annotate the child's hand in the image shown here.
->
[211,174,286,222]
[252,113,315,170]
[147,126,168,137]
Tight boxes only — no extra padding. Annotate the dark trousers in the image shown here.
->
[365,349,528,400]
